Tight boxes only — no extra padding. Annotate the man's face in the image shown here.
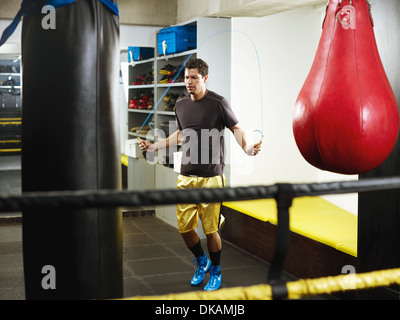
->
[184,68,208,96]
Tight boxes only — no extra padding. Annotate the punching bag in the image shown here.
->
[293,0,399,174]
[21,0,122,299]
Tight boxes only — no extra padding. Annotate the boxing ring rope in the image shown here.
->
[2,176,400,299]
[1,176,400,212]
[125,267,400,300]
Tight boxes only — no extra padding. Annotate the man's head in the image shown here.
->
[184,58,209,99]
[185,58,209,77]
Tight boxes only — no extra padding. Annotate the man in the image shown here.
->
[139,58,261,291]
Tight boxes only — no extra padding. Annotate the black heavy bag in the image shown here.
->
[21,0,122,299]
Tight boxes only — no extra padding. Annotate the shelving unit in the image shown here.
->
[125,17,231,230]
[126,17,231,147]
[0,57,22,155]
[127,58,155,141]
[127,50,196,143]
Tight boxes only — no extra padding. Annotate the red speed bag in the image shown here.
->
[293,0,399,174]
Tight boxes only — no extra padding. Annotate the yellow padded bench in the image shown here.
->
[121,154,128,167]
[220,197,358,283]
[223,197,357,257]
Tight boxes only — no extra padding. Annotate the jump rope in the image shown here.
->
[135,29,265,148]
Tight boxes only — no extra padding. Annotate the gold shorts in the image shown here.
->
[176,174,224,235]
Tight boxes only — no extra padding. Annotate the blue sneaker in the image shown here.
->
[204,265,222,291]
[191,253,211,286]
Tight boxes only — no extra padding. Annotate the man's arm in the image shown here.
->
[229,124,261,156]
[139,129,182,152]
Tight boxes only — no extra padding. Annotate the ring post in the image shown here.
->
[267,184,294,285]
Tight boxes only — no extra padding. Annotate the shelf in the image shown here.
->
[128,84,155,89]
[0,59,22,150]
[157,111,175,116]
[156,49,197,61]
[128,132,154,140]
[128,58,154,66]
[0,86,21,89]
[128,109,153,114]
[127,41,191,146]
[157,82,185,88]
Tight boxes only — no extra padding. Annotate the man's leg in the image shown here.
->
[206,231,222,252]
[206,231,222,265]
[182,229,222,266]
[204,231,223,291]
[199,176,224,291]
[176,175,211,286]
[182,229,201,249]
[182,229,211,286]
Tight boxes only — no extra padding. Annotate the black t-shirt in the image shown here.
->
[175,90,239,177]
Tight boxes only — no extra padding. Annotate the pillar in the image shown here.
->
[358,0,400,300]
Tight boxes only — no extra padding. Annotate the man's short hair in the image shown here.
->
[184,58,209,77]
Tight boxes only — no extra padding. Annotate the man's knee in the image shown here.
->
[182,229,200,248]
[206,231,217,238]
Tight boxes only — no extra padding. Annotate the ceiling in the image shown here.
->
[0,0,327,56]
[187,0,327,19]
[0,0,328,24]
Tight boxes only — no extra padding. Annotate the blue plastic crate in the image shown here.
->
[128,47,154,62]
[157,26,197,55]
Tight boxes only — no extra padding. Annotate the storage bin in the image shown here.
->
[128,47,154,62]
[125,139,143,158]
[157,26,197,55]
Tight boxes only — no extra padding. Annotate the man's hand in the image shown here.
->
[138,138,157,152]
[245,142,262,156]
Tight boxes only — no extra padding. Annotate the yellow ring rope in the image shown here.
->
[0,148,21,152]
[0,121,21,125]
[126,283,273,300]
[124,268,400,300]
[287,268,400,299]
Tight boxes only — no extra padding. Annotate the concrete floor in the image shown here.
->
[0,155,334,300]
[0,155,280,300]
[0,214,296,300]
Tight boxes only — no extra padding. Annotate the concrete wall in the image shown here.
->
[118,0,177,26]
[228,6,359,214]
[0,0,177,26]
[0,0,20,20]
